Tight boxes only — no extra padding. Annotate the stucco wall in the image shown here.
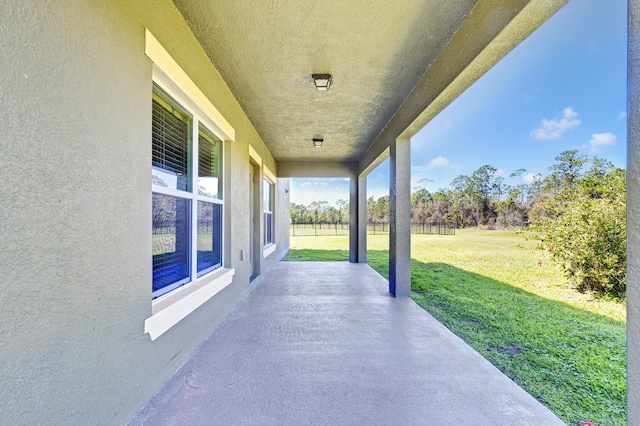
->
[0,1,283,424]
[276,178,291,260]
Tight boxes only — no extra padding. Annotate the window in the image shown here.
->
[152,86,224,299]
[263,178,274,246]
[144,29,236,340]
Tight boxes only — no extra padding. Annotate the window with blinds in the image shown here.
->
[197,126,222,199]
[151,86,224,299]
[152,94,190,191]
[263,179,274,246]
[196,125,223,276]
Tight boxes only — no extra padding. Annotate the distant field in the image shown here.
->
[285,230,626,425]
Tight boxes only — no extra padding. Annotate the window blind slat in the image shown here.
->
[152,99,189,188]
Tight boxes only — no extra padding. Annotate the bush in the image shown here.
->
[533,164,626,296]
[542,194,625,294]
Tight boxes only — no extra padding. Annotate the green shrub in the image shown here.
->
[533,164,626,296]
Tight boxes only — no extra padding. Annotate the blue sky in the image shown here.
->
[291,0,627,206]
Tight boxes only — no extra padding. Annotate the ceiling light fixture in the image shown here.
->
[312,74,332,91]
[312,138,324,148]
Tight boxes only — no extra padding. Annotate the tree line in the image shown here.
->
[290,149,626,296]
[290,200,350,225]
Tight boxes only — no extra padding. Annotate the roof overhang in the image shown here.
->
[172,0,568,176]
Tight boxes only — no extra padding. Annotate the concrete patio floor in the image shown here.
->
[130,261,564,425]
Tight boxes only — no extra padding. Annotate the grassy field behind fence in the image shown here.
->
[284,230,626,426]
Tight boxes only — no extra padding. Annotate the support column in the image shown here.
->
[349,174,358,263]
[628,3,639,422]
[389,138,411,297]
[358,173,368,263]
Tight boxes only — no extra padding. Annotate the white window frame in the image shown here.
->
[144,29,235,340]
[151,87,225,299]
[263,166,276,257]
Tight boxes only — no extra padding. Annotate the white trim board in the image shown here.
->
[263,244,277,258]
[263,165,276,182]
[145,268,235,340]
[145,29,235,142]
[248,144,262,164]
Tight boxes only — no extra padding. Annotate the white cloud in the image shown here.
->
[589,132,616,153]
[522,172,539,185]
[495,168,504,177]
[290,178,350,205]
[427,156,452,169]
[617,111,627,120]
[531,107,581,140]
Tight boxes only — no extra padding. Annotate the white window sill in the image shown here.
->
[263,244,276,258]
[144,268,235,340]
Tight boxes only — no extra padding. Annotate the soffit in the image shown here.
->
[172,0,478,163]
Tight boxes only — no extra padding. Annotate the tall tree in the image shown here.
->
[336,199,347,224]
[510,168,529,204]
[373,195,390,221]
[470,165,499,225]
[367,196,376,222]
[411,187,432,222]
[548,149,588,190]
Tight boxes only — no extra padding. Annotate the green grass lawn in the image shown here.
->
[284,230,626,426]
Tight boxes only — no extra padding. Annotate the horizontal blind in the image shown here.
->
[152,98,189,190]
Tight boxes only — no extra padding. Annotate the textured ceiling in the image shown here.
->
[172,0,478,163]
[171,0,565,165]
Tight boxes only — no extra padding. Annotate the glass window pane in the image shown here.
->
[198,126,223,199]
[263,179,272,212]
[197,201,222,275]
[152,92,191,192]
[264,212,273,245]
[152,194,191,297]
